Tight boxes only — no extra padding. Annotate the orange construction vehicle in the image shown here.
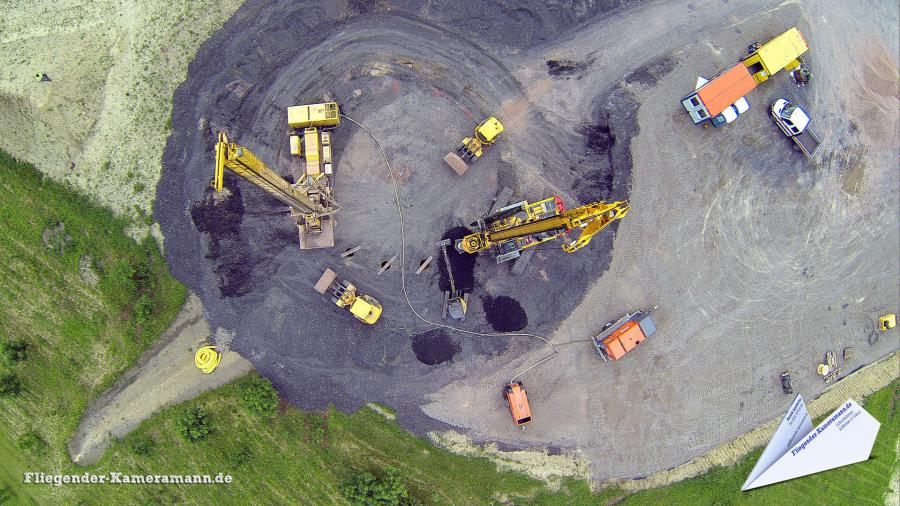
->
[592,309,656,361]
[503,381,532,428]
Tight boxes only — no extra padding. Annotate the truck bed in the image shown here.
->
[793,128,820,157]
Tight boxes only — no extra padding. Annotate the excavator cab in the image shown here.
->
[349,296,383,325]
[503,381,532,427]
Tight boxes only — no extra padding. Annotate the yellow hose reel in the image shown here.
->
[194,346,222,374]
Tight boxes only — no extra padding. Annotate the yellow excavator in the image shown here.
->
[456,196,630,262]
[214,132,339,249]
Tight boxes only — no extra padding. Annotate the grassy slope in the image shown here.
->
[73,376,609,506]
[22,376,890,506]
[622,381,899,506]
[0,151,186,503]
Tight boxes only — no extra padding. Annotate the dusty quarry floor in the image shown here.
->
[155,0,899,481]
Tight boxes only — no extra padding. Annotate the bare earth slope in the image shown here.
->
[0,0,242,220]
[68,293,252,465]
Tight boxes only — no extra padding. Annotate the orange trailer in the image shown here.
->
[593,310,656,361]
[503,381,532,427]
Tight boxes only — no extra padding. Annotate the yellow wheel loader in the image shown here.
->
[443,117,504,175]
[314,268,382,324]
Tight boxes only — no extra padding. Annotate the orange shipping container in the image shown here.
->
[602,321,646,360]
[696,64,757,117]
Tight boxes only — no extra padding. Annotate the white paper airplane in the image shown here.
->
[742,394,880,491]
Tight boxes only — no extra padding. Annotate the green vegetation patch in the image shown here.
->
[85,374,605,505]
[0,151,186,502]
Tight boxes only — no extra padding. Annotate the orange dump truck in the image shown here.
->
[592,310,656,361]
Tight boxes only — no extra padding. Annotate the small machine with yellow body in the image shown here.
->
[444,117,504,175]
[880,314,896,331]
[456,196,630,263]
[314,268,382,325]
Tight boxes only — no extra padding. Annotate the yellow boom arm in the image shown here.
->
[214,132,322,215]
[459,200,630,255]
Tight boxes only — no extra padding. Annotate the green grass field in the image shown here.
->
[0,151,896,505]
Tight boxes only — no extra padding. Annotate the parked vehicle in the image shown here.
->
[682,64,756,126]
[770,99,821,157]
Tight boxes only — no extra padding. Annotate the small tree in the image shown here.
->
[1,339,28,363]
[0,373,22,397]
[126,433,155,457]
[17,431,48,456]
[176,406,211,442]
[238,375,278,418]
[340,467,419,506]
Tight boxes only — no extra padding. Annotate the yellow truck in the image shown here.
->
[741,27,809,84]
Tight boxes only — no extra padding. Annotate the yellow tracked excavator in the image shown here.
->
[456,196,630,263]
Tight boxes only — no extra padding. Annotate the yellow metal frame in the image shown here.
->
[287,102,340,129]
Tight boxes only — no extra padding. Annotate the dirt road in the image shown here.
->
[155,0,898,481]
[68,293,252,465]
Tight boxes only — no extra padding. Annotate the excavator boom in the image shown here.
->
[214,132,321,214]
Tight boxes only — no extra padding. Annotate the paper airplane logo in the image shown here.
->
[742,394,880,490]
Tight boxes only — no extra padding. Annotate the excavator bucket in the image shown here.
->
[444,152,469,175]
[299,217,335,249]
[314,268,337,294]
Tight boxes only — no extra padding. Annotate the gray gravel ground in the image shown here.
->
[156,0,898,481]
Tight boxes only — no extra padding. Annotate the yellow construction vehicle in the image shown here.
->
[456,196,630,263]
[443,117,504,175]
[314,268,382,324]
[214,132,338,249]
[880,314,896,331]
[287,102,340,177]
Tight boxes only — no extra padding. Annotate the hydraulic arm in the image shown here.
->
[213,132,337,249]
[457,199,630,259]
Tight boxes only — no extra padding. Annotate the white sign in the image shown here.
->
[742,397,880,491]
